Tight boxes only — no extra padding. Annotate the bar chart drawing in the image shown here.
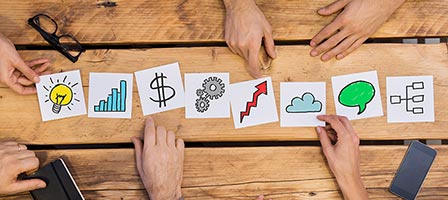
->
[94,80,127,112]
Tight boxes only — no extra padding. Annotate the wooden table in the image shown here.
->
[0,0,447,199]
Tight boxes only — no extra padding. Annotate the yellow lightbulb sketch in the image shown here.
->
[49,84,73,114]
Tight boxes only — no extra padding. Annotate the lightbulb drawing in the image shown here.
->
[43,76,81,114]
[49,84,73,113]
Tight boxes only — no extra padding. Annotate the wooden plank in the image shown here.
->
[0,44,447,144]
[1,146,447,199]
[0,0,446,45]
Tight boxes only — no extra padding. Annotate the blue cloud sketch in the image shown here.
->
[286,92,322,113]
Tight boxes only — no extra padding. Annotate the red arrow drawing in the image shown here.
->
[240,81,268,123]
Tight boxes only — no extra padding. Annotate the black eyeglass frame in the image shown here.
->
[28,14,85,63]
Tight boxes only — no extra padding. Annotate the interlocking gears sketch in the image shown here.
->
[195,77,225,113]
[195,97,210,113]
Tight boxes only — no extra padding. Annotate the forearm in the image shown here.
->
[222,0,256,11]
[337,176,369,200]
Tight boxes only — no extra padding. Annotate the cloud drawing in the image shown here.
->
[286,92,322,113]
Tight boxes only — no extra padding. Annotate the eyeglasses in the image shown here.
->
[28,14,85,63]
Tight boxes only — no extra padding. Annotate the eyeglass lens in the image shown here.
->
[34,15,57,35]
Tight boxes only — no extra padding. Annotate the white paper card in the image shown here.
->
[280,82,326,127]
[88,73,133,118]
[185,73,230,118]
[387,76,434,123]
[135,62,185,115]
[229,77,278,129]
[36,70,86,121]
[331,71,383,120]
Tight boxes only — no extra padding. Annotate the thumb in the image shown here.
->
[11,179,46,193]
[131,137,143,175]
[318,0,348,16]
[15,59,40,83]
[263,31,276,59]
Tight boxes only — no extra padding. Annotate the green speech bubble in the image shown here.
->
[338,80,375,115]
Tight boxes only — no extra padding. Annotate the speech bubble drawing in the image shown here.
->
[338,80,375,115]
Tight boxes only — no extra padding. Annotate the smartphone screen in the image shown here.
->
[390,140,437,200]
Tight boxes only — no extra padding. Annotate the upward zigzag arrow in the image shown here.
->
[240,81,268,123]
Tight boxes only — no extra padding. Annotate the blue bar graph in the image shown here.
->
[94,80,127,112]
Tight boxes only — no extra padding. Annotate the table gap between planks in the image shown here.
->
[0,0,447,199]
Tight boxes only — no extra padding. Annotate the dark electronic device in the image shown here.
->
[389,140,437,200]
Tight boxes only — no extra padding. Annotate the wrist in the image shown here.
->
[336,176,368,200]
[222,0,256,11]
[148,187,182,200]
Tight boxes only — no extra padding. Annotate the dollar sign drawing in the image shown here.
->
[149,72,176,108]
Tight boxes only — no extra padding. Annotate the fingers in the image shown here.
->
[316,126,333,157]
[311,30,349,59]
[336,37,367,60]
[14,59,40,83]
[176,138,185,151]
[17,77,35,86]
[131,137,143,174]
[318,0,349,16]
[167,131,176,147]
[247,40,263,78]
[16,150,36,160]
[256,194,264,200]
[322,34,357,61]
[31,61,51,74]
[317,115,347,137]
[10,179,46,194]
[7,82,37,95]
[17,157,39,174]
[156,126,167,146]
[310,20,341,48]
[263,31,276,59]
[144,117,156,146]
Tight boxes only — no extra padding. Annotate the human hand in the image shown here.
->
[316,115,368,200]
[0,141,46,195]
[223,0,276,78]
[0,33,51,95]
[132,117,185,200]
[310,0,405,61]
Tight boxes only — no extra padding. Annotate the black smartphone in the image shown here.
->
[389,140,437,200]
[22,158,84,200]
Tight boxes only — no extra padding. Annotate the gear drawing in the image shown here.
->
[196,88,205,97]
[202,77,225,100]
[195,97,210,113]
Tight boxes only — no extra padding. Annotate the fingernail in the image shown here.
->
[321,55,329,61]
[310,50,318,57]
[310,41,316,47]
[34,77,40,83]
[336,54,344,59]
[316,127,321,134]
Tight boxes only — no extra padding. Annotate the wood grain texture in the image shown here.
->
[0,44,446,144]
[0,0,446,45]
[1,146,447,199]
